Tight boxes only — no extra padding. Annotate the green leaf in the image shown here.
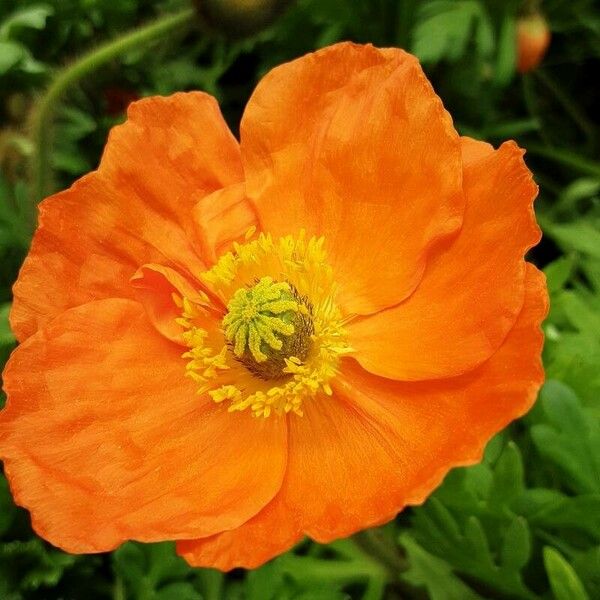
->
[194,569,225,600]
[544,547,590,600]
[154,582,198,600]
[554,178,600,216]
[51,149,92,175]
[245,560,289,600]
[400,534,482,600]
[543,496,600,541]
[501,517,531,571]
[0,40,26,74]
[0,475,17,536]
[493,13,516,86]
[57,106,98,140]
[571,546,600,599]
[531,382,600,494]
[293,592,350,600]
[0,303,14,347]
[516,489,600,542]
[426,497,462,541]
[544,221,600,260]
[560,292,600,336]
[112,542,195,600]
[464,517,494,569]
[544,275,600,409]
[0,38,45,76]
[0,5,54,40]
[412,1,491,65]
[410,438,538,599]
[489,441,525,508]
[0,539,76,592]
[544,256,576,296]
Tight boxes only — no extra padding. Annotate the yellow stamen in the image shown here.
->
[178,231,352,418]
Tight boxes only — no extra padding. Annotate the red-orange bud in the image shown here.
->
[517,13,551,73]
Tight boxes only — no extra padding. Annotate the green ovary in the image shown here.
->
[222,276,314,379]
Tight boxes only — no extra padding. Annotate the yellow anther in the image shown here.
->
[179,232,353,418]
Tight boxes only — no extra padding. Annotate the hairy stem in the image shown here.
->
[27,8,195,230]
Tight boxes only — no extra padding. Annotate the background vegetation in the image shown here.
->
[1,0,599,598]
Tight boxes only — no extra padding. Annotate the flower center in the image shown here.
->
[177,231,353,418]
[222,277,314,380]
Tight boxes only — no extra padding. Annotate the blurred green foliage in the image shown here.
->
[1,0,599,598]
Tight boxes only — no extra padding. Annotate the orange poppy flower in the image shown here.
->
[0,42,547,570]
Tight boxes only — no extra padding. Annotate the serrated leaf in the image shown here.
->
[426,497,462,541]
[400,534,482,600]
[544,547,590,600]
[514,487,565,519]
[529,494,600,541]
[113,542,195,600]
[435,462,493,513]
[411,438,538,599]
[0,539,76,591]
[532,382,600,494]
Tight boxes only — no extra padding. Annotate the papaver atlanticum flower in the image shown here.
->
[0,43,547,570]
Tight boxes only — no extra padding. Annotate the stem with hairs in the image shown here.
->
[27,8,195,231]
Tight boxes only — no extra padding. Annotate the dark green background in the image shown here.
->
[1,1,599,598]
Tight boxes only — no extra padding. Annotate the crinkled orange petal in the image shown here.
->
[11,92,242,343]
[176,264,546,570]
[0,299,286,552]
[130,263,218,344]
[349,138,541,380]
[177,496,303,571]
[192,182,258,264]
[240,42,464,315]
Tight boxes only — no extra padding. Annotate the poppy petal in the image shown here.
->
[176,263,545,568]
[130,263,217,344]
[11,92,242,343]
[349,139,541,380]
[176,498,303,571]
[240,42,464,315]
[192,182,258,264]
[0,299,287,552]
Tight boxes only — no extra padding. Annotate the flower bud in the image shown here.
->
[517,13,551,73]
[194,0,294,36]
